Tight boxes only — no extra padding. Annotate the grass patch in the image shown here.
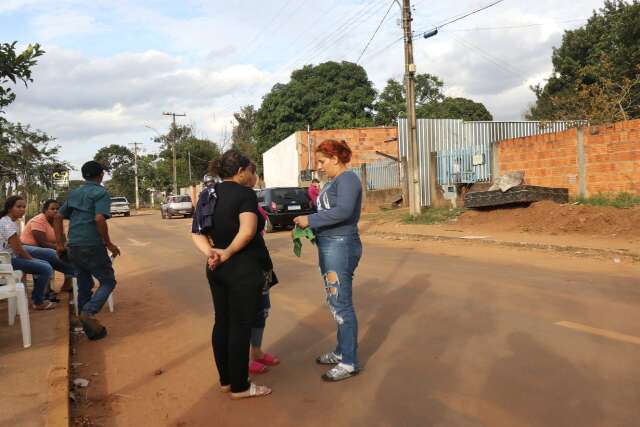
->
[575,192,640,209]
[402,207,465,225]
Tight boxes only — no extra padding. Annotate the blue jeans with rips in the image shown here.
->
[68,245,116,316]
[11,256,53,305]
[316,234,362,369]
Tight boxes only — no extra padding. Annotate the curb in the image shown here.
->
[366,230,640,263]
[46,293,70,427]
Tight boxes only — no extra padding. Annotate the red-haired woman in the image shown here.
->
[294,139,363,382]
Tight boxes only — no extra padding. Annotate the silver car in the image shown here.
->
[161,195,193,219]
[110,197,131,217]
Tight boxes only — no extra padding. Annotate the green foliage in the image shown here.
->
[232,105,258,164]
[0,42,45,112]
[402,207,465,224]
[418,97,493,121]
[94,144,134,172]
[0,118,70,215]
[255,61,377,157]
[576,192,640,208]
[374,74,491,125]
[527,1,640,122]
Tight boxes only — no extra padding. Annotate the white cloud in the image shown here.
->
[1,0,609,174]
[30,11,103,40]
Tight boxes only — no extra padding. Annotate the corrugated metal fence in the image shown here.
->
[398,119,578,206]
[351,159,400,190]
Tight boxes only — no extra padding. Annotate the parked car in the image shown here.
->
[161,195,193,219]
[110,197,130,217]
[258,187,315,232]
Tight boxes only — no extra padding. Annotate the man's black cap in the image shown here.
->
[81,161,105,179]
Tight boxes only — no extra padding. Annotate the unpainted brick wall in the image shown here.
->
[584,120,640,194]
[496,119,640,197]
[297,127,398,170]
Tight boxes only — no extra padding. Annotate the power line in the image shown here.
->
[285,0,390,69]
[244,0,296,55]
[356,0,397,64]
[414,0,506,35]
[444,18,588,32]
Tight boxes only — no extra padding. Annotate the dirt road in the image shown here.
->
[71,213,640,427]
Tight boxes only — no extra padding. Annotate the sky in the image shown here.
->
[1,0,606,177]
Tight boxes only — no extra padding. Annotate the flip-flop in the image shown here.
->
[249,360,268,374]
[230,383,272,400]
[255,352,280,366]
[32,301,57,310]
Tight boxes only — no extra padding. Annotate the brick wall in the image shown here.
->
[296,127,398,170]
[584,120,640,194]
[496,119,640,196]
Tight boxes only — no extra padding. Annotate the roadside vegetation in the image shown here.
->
[402,207,466,225]
[576,192,640,208]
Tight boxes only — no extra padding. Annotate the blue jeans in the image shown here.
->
[316,234,362,368]
[23,245,76,277]
[11,256,53,305]
[68,245,116,316]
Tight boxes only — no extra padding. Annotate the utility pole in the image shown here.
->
[128,142,142,209]
[188,150,192,183]
[162,112,186,194]
[402,0,421,216]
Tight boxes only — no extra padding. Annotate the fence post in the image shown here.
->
[360,163,368,208]
[576,126,587,198]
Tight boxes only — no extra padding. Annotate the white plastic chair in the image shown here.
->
[71,278,114,317]
[0,262,32,348]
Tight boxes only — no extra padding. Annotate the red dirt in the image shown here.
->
[457,201,640,238]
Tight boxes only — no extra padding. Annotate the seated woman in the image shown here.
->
[0,196,56,310]
[21,199,76,298]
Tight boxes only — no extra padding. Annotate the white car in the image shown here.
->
[161,195,193,219]
[110,197,131,217]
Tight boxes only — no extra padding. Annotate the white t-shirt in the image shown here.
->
[0,216,18,256]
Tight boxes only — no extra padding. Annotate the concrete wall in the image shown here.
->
[361,188,403,212]
[263,133,300,188]
[495,119,640,197]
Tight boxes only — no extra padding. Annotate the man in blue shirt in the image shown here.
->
[54,161,120,341]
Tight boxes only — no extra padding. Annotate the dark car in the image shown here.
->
[258,187,315,232]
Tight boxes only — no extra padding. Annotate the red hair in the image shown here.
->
[315,139,352,164]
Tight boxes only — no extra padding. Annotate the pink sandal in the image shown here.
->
[255,352,280,366]
[249,360,268,374]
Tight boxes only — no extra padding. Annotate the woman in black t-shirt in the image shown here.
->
[191,150,272,399]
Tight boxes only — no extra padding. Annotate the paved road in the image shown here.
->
[72,213,640,427]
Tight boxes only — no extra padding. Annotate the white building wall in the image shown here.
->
[263,133,299,188]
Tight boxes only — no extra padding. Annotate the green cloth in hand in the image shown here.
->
[292,225,316,257]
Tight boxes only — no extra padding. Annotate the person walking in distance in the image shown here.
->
[54,161,120,341]
[294,139,363,382]
[191,150,272,399]
[308,178,320,209]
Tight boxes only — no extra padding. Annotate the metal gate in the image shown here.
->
[398,119,578,206]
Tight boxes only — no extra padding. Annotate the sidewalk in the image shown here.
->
[361,221,640,262]
[0,293,69,427]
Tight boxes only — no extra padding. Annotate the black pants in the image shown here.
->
[207,260,262,393]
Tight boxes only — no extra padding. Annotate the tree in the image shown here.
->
[94,144,134,172]
[418,97,493,121]
[1,42,45,112]
[374,73,492,124]
[0,119,69,214]
[94,145,135,201]
[527,0,640,122]
[254,61,377,158]
[232,105,258,162]
[153,124,221,189]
